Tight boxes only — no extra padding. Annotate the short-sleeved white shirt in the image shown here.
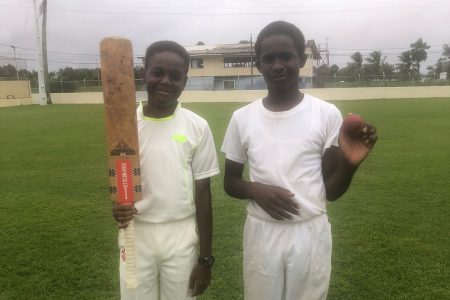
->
[221,94,342,222]
[135,103,220,223]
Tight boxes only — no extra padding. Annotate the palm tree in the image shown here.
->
[347,52,363,81]
[426,65,435,79]
[434,57,446,75]
[365,51,383,76]
[443,44,450,58]
[398,50,413,80]
[442,44,450,81]
[381,62,394,80]
[410,38,430,78]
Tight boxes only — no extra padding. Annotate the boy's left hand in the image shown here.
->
[188,263,211,296]
[339,113,378,166]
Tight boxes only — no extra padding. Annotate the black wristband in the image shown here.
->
[198,256,215,268]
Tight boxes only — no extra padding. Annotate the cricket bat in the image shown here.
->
[100,37,141,289]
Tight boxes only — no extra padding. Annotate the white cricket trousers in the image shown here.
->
[243,213,332,300]
[119,217,198,300]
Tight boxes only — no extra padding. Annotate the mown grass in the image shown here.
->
[0,98,449,299]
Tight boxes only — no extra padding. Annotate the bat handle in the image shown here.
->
[123,220,138,289]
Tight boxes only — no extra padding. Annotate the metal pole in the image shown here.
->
[33,0,47,105]
[25,58,29,79]
[41,0,52,104]
[250,34,254,90]
[97,59,101,86]
[11,45,19,80]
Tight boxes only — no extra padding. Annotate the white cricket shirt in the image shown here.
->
[134,103,220,223]
[221,94,342,222]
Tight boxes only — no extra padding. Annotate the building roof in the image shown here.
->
[306,40,321,60]
[185,44,253,57]
[186,40,321,59]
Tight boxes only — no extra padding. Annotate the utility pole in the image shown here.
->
[25,58,29,79]
[33,0,47,105]
[10,45,19,80]
[97,59,101,86]
[317,42,329,67]
[250,34,254,89]
[41,0,52,104]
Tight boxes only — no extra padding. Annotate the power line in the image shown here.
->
[0,43,35,51]
[329,45,446,51]
[19,6,30,46]
[3,0,448,16]
[44,5,448,16]
[1,41,446,58]
[14,0,443,11]
[1,43,446,60]
[0,54,144,66]
[3,0,447,9]
[329,51,444,57]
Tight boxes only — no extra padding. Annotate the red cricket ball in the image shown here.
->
[342,113,364,138]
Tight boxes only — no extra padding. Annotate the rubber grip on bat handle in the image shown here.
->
[124,220,138,289]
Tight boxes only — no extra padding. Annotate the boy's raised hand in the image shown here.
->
[112,203,138,228]
[250,182,299,220]
[339,113,378,166]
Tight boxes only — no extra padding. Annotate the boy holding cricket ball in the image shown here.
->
[222,21,378,300]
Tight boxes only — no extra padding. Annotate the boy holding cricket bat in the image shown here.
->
[113,40,219,300]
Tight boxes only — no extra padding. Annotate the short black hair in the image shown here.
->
[144,41,190,72]
[255,21,305,59]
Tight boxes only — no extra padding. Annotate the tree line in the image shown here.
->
[315,39,450,86]
[1,38,449,91]
[0,65,146,92]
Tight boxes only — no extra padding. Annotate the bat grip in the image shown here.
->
[123,220,138,289]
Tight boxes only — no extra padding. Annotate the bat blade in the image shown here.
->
[100,37,141,289]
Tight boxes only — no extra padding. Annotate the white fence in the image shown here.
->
[24,86,450,105]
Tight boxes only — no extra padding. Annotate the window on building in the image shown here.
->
[223,80,235,90]
[190,58,204,69]
[224,56,256,68]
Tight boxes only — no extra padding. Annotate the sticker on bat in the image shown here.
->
[116,159,134,204]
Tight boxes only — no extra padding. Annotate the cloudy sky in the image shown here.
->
[1,0,449,72]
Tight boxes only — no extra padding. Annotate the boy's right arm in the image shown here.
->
[112,203,136,228]
[223,159,299,220]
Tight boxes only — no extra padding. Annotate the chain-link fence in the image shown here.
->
[17,74,450,93]
[313,74,450,88]
[26,79,146,93]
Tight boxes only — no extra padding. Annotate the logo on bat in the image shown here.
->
[110,140,136,156]
[116,160,134,203]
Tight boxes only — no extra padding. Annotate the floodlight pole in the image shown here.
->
[10,45,19,80]
[33,0,47,105]
[41,0,52,104]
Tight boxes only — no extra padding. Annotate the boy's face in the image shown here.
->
[145,51,187,108]
[256,34,306,92]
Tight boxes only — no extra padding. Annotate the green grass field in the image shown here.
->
[0,99,449,299]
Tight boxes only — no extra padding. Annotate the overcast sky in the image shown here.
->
[1,0,449,72]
